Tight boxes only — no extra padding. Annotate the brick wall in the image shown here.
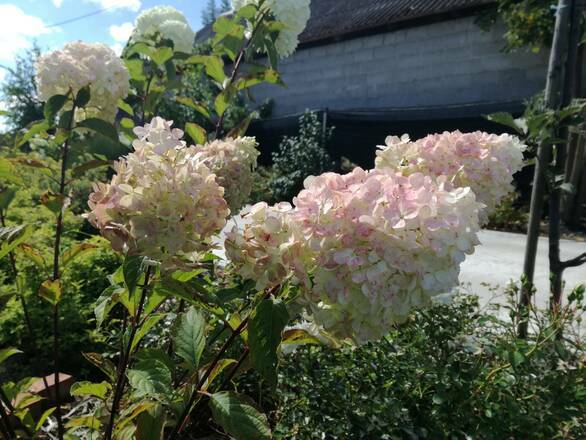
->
[252,16,549,117]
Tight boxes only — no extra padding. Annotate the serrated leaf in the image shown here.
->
[61,242,99,267]
[35,408,55,432]
[175,97,211,119]
[127,359,173,399]
[75,86,91,108]
[485,112,526,135]
[0,224,32,260]
[82,352,117,381]
[15,120,50,148]
[136,403,164,440]
[16,244,47,270]
[70,381,111,400]
[124,255,147,297]
[126,59,146,82]
[77,118,119,142]
[0,347,22,364]
[185,122,206,145]
[174,307,206,371]
[131,313,166,352]
[72,159,112,177]
[151,47,173,65]
[209,392,271,440]
[0,157,23,185]
[186,55,226,83]
[44,94,69,122]
[38,279,62,305]
[248,298,288,386]
[0,187,16,210]
[118,100,135,116]
[40,191,68,215]
[115,401,155,435]
[215,92,229,117]
[65,415,101,430]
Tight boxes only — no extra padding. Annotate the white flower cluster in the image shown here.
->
[232,0,311,58]
[35,41,130,122]
[375,131,526,223]
[226,168,482,343]
[194,137,260,212]
[133,6,195,53]
[86,117,229,268]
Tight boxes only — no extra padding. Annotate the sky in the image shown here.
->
[0,0,210,83]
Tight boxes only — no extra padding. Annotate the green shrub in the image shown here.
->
[269,294,586,439]
[269,111,335,202]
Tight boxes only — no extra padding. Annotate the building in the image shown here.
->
[199,0,552,166]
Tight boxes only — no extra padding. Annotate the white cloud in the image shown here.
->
[53,0,64,7]
[109,22,134,43]
[86,0,141,12]
[110,43,124,56]
[0,5,56,62]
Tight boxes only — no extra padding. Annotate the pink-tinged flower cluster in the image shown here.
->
[35,42,130,122]
[225,202,309,290]
[86,117,229,267]
[194,137,260,212]
[375,131,526,223]
[227,168,482,343]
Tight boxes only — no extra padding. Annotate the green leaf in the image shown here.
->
[62,242,100,267]
[70,381,111,400]
[40,191,68,215]
[118,100,135,116]
[126,59,146,82]
[136,403,164,440]
[0,157,23,185]
[38,279,62,306]
[510,350,525,368]
[58,110,74,130]
[248,298,289,386]
[77,118,119,142]
[124,255,147,296]
[127,358,173,399]
[185,55,226,83]
[72,159,112,177]
[200,359,237,392]
[35,408,55,432]
[82,352,117,381]
[75,86,91,107]
[0,187,16,210]
[115,401,156,435]
[215,91,230,117]
[209,392,271,440]
[16,120,50,148]
[151,47,174,65]
[185,122,207,145]
[485,112,526,135]
[174,307,206,371]
[227,112,257,139]
[131,313,166,352]
[0,347,22,365]
[175,97,211,119]
[65,416,101,430]
[0,224,32,260]
[44,94,69,122]
[16,244,46,270]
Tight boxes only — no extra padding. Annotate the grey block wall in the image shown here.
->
[252,16,549,118]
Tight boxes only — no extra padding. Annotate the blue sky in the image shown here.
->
[0,0,210,81]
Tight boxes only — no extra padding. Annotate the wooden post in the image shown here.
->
[519,0,576,337]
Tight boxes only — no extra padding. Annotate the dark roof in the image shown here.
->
[299,0,494,44]
[196,0,495,46]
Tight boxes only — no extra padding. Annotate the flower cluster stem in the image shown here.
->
[104,265,153,440]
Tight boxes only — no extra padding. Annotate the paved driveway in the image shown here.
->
[460,230,586,309]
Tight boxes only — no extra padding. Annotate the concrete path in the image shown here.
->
[460,230,586,309]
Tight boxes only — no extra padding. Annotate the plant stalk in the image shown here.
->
[104,265,153,440]
[50,98,78,440]
[518,0,575,337]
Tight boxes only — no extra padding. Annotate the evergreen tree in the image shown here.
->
[201,0,217,25]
